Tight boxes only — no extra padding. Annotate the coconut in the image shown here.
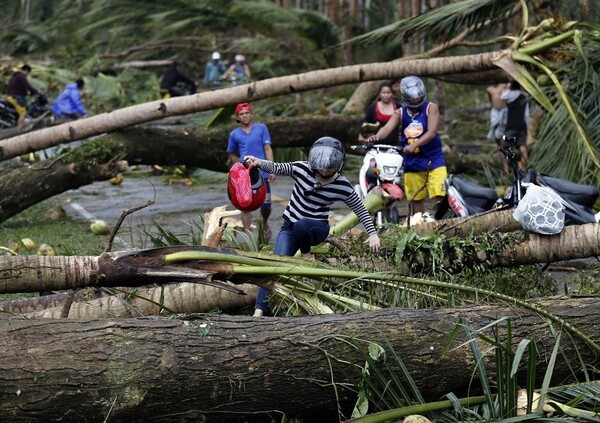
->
[109,173,124,185]
[90,220,111,235]
[403,416,432,423]
[37,243,56,256]
[21,238,37,250]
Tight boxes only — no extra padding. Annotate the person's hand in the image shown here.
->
[366,133,380,143]
[403,139,420,154]
[243,155,262,167]
[366,233,380,252]
[268,174,277,183]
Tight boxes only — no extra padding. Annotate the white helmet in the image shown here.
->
[235,54,245,62]
[211,51,221,60]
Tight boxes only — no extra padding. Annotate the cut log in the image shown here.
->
[0,296,597,421]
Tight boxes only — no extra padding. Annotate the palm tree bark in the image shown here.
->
[0,51,503,161]
[343,26,489,113]
[0,283,258,319]
[0,296,597,422]
[409,208,521,238]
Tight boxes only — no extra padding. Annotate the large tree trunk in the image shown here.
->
[0,297,597,422]
[0,51,504,160]
[0,223,599,295]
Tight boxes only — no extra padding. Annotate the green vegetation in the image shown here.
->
[0,197,106,256]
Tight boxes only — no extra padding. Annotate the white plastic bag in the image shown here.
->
[513,184,565,235]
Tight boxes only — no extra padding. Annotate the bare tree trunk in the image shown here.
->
[0,51,504,160]
[342,27,479,113]
[0,297,597,422]
[0,283,258,319]
[410,208,521,238]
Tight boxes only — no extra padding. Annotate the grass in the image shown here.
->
[0,196,108,257]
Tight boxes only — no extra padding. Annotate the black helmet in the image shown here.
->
[400,76,426,109]
[308,137,345,172]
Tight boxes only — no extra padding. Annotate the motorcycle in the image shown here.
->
[350,142,405,228]
[0,93,51,129]
[435,136,599,225]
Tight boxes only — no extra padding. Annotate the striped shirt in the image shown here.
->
[260,161,377,235]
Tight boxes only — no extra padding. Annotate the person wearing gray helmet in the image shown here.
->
[244,136,380,317]
[368,75,447,216]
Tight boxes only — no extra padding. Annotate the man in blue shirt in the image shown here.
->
[203,52,226,87]
[227,103,275,239]
[52,79,87,120]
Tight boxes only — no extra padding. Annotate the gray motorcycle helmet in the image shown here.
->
[400,75,426,109]
[308,137,345,172]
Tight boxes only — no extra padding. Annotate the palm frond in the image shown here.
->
[529,29,600,185]
[349,0,518,47]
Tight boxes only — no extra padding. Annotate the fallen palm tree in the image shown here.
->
[0,296,597,422]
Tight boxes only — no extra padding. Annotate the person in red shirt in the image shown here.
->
[361,82,400,144]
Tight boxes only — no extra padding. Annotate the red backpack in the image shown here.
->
[227,162,266,212]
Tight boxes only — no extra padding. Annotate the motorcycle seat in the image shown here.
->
[449,175,497,201]
[535,173,599,208]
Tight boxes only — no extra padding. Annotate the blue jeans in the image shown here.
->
[255,218,330,312]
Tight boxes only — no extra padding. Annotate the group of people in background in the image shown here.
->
[5,51,253,126]
[4,64,87,127]
[160,51,252,98]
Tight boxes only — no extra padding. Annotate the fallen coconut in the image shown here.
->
[21,238,37,250]
[90,220,111,235]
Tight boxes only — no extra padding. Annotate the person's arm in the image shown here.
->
[244,64,251,78]
[203,63,210,84]
[243,156,293,177]
[263,141,276,182]
[344,190,380,252]
[403,103,439,155]
[367,109,401,143]
[229,153,240,165]
[24,76,39,96]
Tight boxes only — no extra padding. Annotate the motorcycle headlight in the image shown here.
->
[382,166,398,175]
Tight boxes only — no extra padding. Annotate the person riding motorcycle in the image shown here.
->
[5,64,39,127]
[159,60,196,99]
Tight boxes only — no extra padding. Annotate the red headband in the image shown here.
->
[235,103,252,115]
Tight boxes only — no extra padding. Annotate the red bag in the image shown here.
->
[227,162,266,212]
